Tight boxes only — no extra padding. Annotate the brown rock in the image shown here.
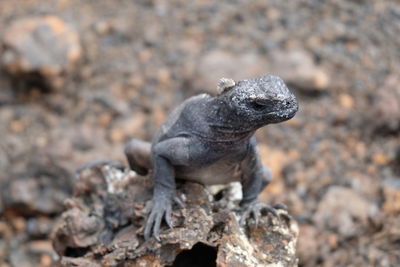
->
[52,164,298,266]
[1,15,82,90]
[109,114,147,143]
[194,48,330,94]
[369,75,400,133]
[297,224,318,266]
[195,50,269,93]
[314,186,370,237]
[382,178,400,214]
[270,49,330,91]
[0,156,73,216]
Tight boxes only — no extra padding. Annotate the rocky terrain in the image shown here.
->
[0,0,399,266]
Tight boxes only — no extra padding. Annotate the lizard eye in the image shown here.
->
[249,100,267,111]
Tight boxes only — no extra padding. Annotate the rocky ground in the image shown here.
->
[0,0,399,266]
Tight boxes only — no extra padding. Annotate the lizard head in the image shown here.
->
[218,75,298,128]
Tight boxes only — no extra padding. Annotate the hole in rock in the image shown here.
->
[168,242,217,267]
[64,246,90,257]
[213,189,225,201]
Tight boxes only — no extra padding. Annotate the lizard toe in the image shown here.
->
[260,205,279,217]
[165,205,173,229]
[153,211,164,241]
[240,199,282,226]
[144,192,182,240]
[239,208,251,226]
[144,209,157,240]
[173,195,185,208]
[273,203,288,211]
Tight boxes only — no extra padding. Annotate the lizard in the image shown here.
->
[124,74,298,240]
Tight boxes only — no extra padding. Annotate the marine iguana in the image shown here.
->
[124,75,298,240]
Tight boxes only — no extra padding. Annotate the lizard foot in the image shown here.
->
[239,199,286,226]
[144,193,184,241]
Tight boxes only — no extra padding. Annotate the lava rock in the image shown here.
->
[52,164,299,266]
[1,15,82,90]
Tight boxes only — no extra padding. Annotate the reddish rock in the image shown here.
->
[1,15,82,90]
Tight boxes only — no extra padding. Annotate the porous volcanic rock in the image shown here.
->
[52,164,299,266]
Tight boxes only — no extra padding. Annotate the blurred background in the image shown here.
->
[0,0,399,266]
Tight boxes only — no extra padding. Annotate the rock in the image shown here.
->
[296,224,318,266]
[382,177,400,214]
[1,15,82,90]
[314,186,371,238]
[0,157,73,215]
[9,240,56,267]
[194,48,330,94]
[52,164,299,266]
[369,75,400,134]
[269,49,330,92]
[194,50,269,94]
[26,217,55,238]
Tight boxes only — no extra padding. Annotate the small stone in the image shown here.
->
[93,21,112,35]
[217,77,236,94]
[339,93,355,109]
[372,152,390,166]
[40,254,53,266]
[1,15,82,90]
[157,68,172,86]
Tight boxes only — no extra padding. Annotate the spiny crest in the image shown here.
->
[217,77,235,94]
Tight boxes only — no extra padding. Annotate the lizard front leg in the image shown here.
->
[239,137,279,225]
[144,137,190,240]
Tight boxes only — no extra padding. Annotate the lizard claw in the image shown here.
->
[144,193,183,240]
[273,203,288,211]
[173,195,184,208]
[239,199,279,226]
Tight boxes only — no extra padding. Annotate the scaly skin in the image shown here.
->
[124,75,298,240]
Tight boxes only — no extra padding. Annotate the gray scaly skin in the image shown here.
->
[124,75,298,240]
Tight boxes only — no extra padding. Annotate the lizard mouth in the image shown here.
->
[249,99,282,113]
[245,97,298,125]
[267,99,298,122]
